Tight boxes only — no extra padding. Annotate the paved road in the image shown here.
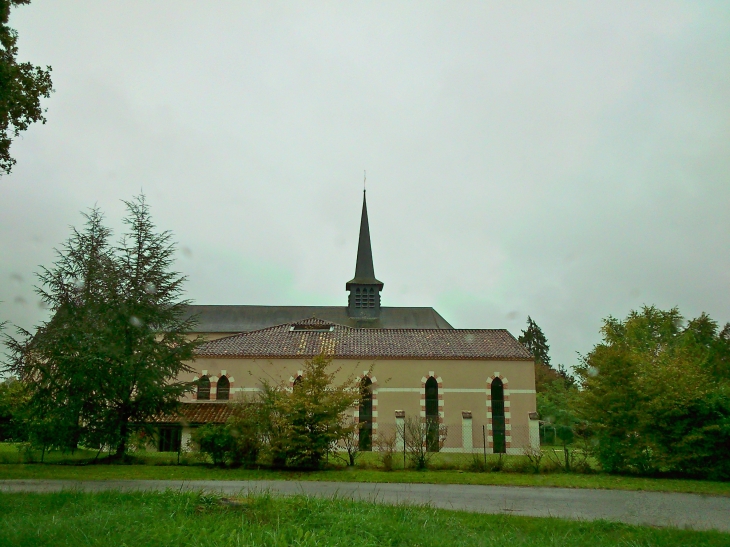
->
[1,479,729,532]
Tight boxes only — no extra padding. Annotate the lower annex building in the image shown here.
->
[156,191,538,455]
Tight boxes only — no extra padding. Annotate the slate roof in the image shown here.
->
[151,402,233,424]
[185,305,453,331]
[196,317,532,361]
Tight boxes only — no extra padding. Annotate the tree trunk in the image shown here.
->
[115,419,129,457]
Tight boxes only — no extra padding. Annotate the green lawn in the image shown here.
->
[2,443,729,497]
[1,491,727,546]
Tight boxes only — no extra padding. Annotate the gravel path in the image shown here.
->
[2,479,729,532]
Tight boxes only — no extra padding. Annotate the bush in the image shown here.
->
[191,424,233,467]
[399,416,447,470]
[226,401,263,468]
[257,354,362,469]
[376,430,398,471]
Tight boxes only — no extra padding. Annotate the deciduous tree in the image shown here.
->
[576,306,730,478]
[0,0,53,174]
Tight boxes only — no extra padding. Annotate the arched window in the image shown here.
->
[359,377,373,451]
[216,375,230,401]
[293,375,303,388]
[425,376,439,452]
[197,376,210,401]
[368,287,375,308]
[491,378,506,454]
[355,288,361,308]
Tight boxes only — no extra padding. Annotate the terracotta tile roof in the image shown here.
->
[196,317,532,361]
[151,402,233,424]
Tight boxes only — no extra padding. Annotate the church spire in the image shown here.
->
[347,190,383,319]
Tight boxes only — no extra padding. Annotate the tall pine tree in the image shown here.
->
[518,316,561,393]
[4,196,200,456]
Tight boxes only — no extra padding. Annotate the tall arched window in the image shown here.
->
[491,378,506,454]
[425,376,439,452]
[197,376,210,401]
[216,376,230,401]
[355,288,361,308]
[359,377,373,451]
[293,375,302,388]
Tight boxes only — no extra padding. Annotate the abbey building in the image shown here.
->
[161,192,538,455]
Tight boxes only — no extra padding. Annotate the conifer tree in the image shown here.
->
[4,196,200,456]
[518,316,551,367]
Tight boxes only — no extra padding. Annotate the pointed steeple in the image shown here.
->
[347,190,383,290]
[346,190,383,319]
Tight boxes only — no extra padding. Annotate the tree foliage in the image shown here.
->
[3,196,200,456]
[0,377,27,441]
[0,0,53,174]
[518,316,574,393]
[519,316,551,367]
[576,306,730,479]
[258,354,361,469]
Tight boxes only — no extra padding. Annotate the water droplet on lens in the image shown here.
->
[14,296,27,306]
[588,366,598,377]
[130,316,144,328]
[144,282,157,294]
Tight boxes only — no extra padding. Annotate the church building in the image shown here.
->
[165,192,538,455]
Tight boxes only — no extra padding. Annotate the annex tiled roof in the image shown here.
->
[151,402,233,424]
[196,317,532,361]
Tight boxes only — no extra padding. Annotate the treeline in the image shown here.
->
[525,309,730,480]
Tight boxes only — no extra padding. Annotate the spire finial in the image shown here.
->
[364,170,366,192]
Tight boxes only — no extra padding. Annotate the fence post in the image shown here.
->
[482,424,487,467]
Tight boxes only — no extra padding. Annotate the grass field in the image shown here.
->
[1,490,727,546]
[2,443,729,497]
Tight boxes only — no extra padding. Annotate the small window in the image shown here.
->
[216,376,230,401]
[293,375,303,388]
[197,376,210,401]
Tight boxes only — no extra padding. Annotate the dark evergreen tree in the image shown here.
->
[0,1,53,174]
[4,196,200,456]
[518,316,551,367]
[4,207,115,452]
[519,316,564,393]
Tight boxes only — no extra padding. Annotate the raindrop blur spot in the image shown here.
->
[464,333,475,343]
[588,366,598,377]
[506,311,519,321]
[37,300,50,310]
[630,288,641,298]
[130,316,144,328]
[181,247,193,258]
[144,282,157,295]
[73,278,85,290]
[10,273,23,283]
[14,296,27,306]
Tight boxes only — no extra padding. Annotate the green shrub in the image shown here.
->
[191,425,233,467]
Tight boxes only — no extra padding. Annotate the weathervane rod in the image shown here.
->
[364,170,366,192]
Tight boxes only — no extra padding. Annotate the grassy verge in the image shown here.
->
[2,444,729,497]
[2,464,730,497]
[0,491,727,546]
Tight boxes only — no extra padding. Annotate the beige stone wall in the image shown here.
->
[183,356,536,454]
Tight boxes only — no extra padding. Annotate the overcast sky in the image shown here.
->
[2,1,729,370]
